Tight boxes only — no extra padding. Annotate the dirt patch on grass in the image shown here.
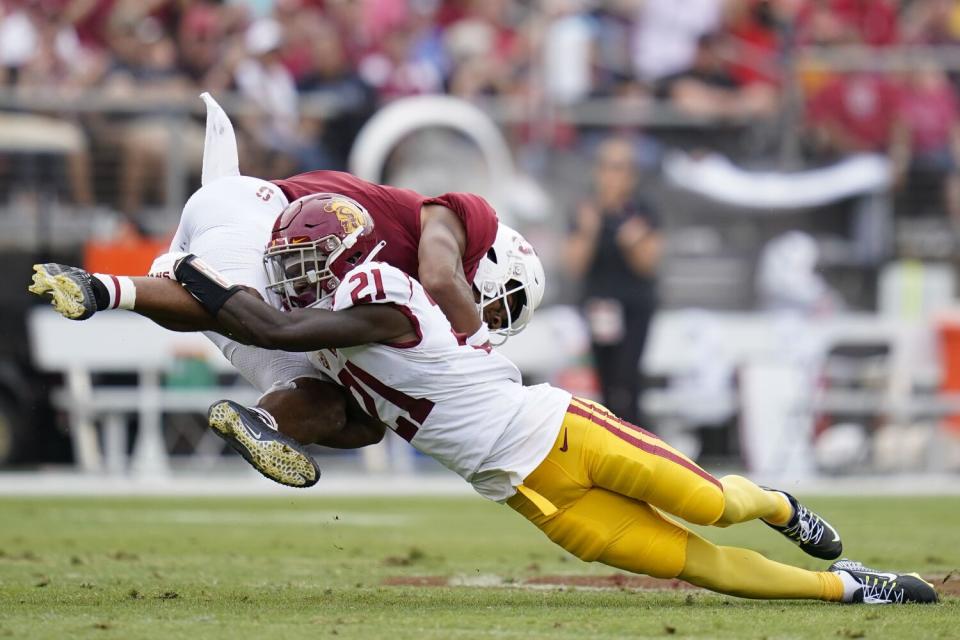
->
[524,575,697,591]
[935,573,960,597]
[385,573,960,596]
[383,573,697,591]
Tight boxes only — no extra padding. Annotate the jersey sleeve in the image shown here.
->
[421,192,499,282]
[332,262,415,312]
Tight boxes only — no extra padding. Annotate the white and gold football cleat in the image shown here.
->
[208,400,320,488]
[830,560,939,604]
[28,263,101,320]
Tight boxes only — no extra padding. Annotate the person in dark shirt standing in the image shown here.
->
[565,138,663,426]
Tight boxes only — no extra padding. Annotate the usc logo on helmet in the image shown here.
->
[325,198,368,236]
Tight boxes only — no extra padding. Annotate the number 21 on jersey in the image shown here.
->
[349,269,386,304]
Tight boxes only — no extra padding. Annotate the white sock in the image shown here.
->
[248,406,279,431]
[93,274,137,310]
[834,570,860,603]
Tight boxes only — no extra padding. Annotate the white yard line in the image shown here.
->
[0,470,958,497]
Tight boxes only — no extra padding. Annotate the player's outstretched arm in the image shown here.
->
[129,277,221,332]
[217,291,413,351]
[175,255,415,351]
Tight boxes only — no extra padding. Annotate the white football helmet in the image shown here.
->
[474,223,545,344]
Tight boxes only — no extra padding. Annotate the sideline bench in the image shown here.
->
[28,307,259,475]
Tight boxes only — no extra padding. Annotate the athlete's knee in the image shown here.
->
[258,378,346,445]
[599,526,688,579]
[676,482,725,527]
[543,518,609,563]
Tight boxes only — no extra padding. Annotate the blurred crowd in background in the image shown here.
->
[3,0,960,227]
[4,0,960,470]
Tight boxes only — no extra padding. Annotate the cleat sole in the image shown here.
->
[208,401,319,488]
[28,265,88,319]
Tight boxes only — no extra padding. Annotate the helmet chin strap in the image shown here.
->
[362,240,387,264]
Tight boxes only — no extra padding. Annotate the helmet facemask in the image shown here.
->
[264,235,343,310]
[476,271,531,346]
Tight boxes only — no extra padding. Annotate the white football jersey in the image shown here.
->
[308,262,570,501]
[170,175,321,393]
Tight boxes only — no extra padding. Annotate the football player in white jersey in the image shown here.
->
[117,193,934,606]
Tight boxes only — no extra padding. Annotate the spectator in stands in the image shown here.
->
[541,0,594,106]
[795,0,900,47]
[902,0,960,45]
[632,0,724,85]
[296,18,376,170]
[97,11,204,221]
[565,137,663,426]
[175,4,232,93]
[233,18,301,177]
[358,19,442,100]
[892,60,960,221]
[659,33,779,119]
[829,0,900,47]
[805,63,901,158]
[444,11,513,100]
[0,0,95,206]
[588,2,639,98]
[725,0,781,88]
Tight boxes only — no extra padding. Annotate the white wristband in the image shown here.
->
[465,323,490,347]
[93,274,137,310]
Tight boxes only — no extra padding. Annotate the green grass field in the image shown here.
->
[0,494,957,639]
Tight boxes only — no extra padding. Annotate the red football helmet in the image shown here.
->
[264,193,381,309]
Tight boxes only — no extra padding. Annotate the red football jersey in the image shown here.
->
[272,170,498,283]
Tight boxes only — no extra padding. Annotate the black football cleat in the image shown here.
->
[763,489,843,560]
[830,559,939,604]
[28,263,102,320]
[208,400,320,488]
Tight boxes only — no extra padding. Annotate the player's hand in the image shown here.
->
[615,216,649,250]
[465,323,492,353]
[148,251,189,280]
[576,203,602,238]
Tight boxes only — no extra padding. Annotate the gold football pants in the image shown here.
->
[507,397,843,600]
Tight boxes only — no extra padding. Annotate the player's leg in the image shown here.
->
[564,397,842,559]
[258,377,385,449]
[564,396,726,525]
[678,531,843,600]
[512,411,936,603]
[510,484,935,603]
[208,377,385,488]
[509,483,842,600]
[712,474,789,526]
[681,534,937,603]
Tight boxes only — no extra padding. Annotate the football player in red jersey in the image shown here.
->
[142,169,502,349]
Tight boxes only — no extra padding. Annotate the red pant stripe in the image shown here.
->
[570,397,658,439]
[566,403,722,490]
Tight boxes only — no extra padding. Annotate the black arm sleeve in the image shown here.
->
[174,254,244,316]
